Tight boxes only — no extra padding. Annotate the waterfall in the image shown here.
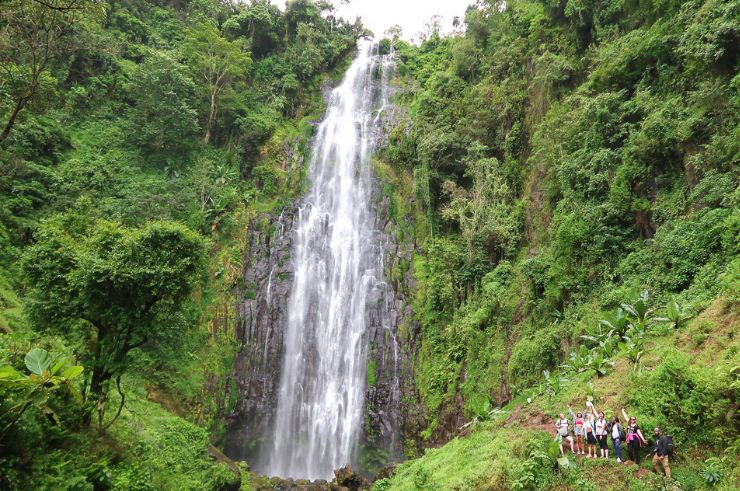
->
[258,44,397,480]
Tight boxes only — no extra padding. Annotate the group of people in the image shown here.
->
[554,401,672,478]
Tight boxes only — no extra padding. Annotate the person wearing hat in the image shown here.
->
[652,427,671,478]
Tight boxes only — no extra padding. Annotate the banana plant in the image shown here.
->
[618,335,644,370]
[542,370,567,399]
[586,352,614,378]
[599,307,630,339]
[620,289,658,333]
[580,325,617,358]
[562,345,591,373]
[0,348,84,439]
[655,300,687,329]
[474,398,492,421]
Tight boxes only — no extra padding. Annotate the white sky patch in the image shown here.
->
[273,0,474,42]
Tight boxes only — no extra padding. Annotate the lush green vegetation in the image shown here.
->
[1,0,737,489]
[0,0,363,488]
[372,0,738,488]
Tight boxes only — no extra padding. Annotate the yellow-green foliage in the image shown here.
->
[0,274,23,333]
[378,423,517,491]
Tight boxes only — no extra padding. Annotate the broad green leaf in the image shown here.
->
[25,348,52,376]
[482,399,491,414]
[0,365,23,380]
[61,365,84,380]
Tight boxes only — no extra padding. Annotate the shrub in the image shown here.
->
[627,352,728,444]
[509,329,561,391]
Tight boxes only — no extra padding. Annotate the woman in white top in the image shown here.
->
[588,403,609,458]
[554,412,575,455]
[611,415,624,463]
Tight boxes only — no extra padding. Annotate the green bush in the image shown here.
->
[508,329,561,392]
[627,352,729,444]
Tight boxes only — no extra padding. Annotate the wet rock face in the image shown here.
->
[368,192,427,461]
[359,194,404,467]
[223,200,409,472]
[224,208,297,461]
[224,195,409,473]
[223,51,413,475]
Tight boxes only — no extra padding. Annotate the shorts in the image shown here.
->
[587,433,597,445]
[597,434,608,449]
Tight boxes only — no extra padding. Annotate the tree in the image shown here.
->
[0,0,103,144]
[182,21,251,144]
[284,0,329,38]
[222,1,284,57]
[419,14,443,43]
[22,214,206,431]
[441,147,519,262]
[128,49,200,154]
[384,24,403,50]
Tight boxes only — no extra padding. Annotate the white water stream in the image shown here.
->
[261,44,395,479]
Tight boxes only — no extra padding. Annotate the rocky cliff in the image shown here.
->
[223,65,414,475]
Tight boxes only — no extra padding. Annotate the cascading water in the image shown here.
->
[258,44,397,480]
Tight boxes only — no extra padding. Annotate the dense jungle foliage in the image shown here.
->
[0,0,738,489]
[0,0,364,488]
[373,0,738,488]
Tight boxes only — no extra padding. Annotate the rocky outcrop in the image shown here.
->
[223,207,297,462]
[249,465,370,491]
[370,193,427,459]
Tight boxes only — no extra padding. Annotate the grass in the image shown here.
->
[0,273,24,333]
[379,424,518,491]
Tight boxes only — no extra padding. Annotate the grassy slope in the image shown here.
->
[379,298,739,490]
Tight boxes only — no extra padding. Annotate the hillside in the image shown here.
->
[369,0,739,488]
[375,299,738,490]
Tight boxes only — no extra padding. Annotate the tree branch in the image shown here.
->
[101,374,126,432]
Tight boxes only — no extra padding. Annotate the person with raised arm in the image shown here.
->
[621,407,648,464]
[568,405,585,455]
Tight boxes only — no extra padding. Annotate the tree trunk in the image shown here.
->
[83,364,111,426]
[204,91,217,144]
[0,96,29,144]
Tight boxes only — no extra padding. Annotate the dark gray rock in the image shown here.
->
[223,207,298,462]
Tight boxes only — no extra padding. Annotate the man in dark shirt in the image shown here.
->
[652,427,671,478]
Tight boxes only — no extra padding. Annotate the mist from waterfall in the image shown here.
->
[259,44,396,480]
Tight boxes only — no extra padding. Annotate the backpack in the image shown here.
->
[612,423,625,441]
[665,435,674,456]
